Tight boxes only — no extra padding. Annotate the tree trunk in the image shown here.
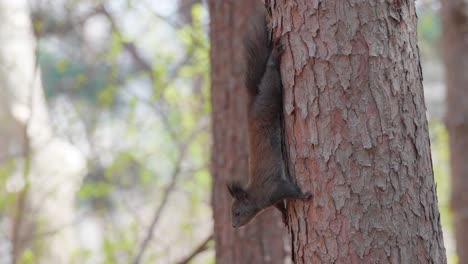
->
[0,1,86,262]
[269,0,447,263]
[441,0,468,261]
[209,1,289,263]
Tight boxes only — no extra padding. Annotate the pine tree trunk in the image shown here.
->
[209,1,289,263]
[441,0,468,261]
[270,0,447,262]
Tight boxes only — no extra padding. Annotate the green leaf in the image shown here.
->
[78,182,113,199]
[18,249,34,264]
[98,85,116,107]
[191,3,204,22]
[55,59,69,74]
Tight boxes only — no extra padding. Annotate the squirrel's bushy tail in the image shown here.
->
[244,9,271,96]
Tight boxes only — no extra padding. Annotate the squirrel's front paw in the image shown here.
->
[272,43,285,58]
[275,43,285,54]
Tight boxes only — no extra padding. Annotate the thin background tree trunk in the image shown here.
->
[441,0,468,261]
[269,0,447,262]
[209,1,289,263]
[0,1,86,262]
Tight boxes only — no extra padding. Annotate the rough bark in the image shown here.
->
[269,0,447,263]
[209,1,289,263]
[0,1,86,262]
[441,0,468,261]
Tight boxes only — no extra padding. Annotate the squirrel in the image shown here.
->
[227,6,312,228]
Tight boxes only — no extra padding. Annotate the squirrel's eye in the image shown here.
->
[235,211,240,216]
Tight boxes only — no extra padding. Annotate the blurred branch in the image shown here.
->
[96,5,156,85]
[97,4,195,100]
[176,234,213,264]
[135,1,206,94]
[34,3,203,107]
[131,146,186,264]
[132,123,206,264]
[30,7,100,38]
[18,209,91,245]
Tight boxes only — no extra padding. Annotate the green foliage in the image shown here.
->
[18,249,35,264]
[429,120,452,230]
[33,20,43,34]
[419,14,441,43]
[102,224,137,264]
[0,159,16,211]
[23,1,212,263]
[70,248,92,264]
[98,85,117,107]
[450,255,459,264]
[417,9,441,60]
[108,32,124,61]
[38,49,116,106]
[78,182,113,200]
[428,120,458,264]
[151,55,170,98]
[177,4,209,80]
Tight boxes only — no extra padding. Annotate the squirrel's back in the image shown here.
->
[243,6,284,185]
[244,9,272,96]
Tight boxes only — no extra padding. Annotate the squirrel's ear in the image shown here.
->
[227,181,248,200]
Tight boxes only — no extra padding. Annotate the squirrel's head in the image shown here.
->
[227,181,260,228]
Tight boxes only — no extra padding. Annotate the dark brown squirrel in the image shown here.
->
[227,7,312,228]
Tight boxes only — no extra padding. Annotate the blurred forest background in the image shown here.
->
[0,0,455,263]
